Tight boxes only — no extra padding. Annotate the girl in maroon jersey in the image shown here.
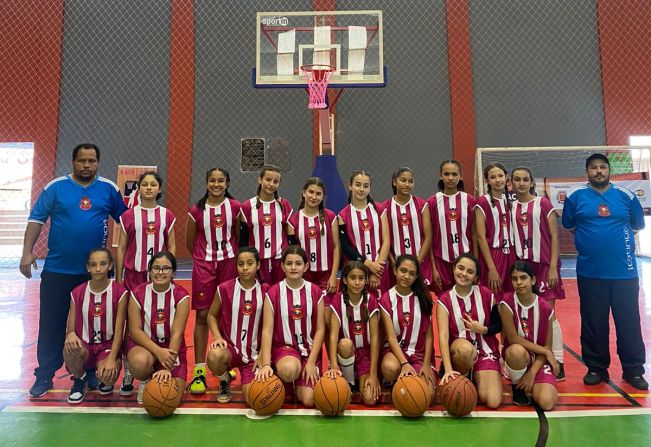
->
[436,253,502,408]
[383,168,433,285]
[64,248,129,404]
[240,165,293,285]
[427,160,476,293]
[499,261,558,409]
[206,247,268,404]
[338,170,390,291]
[380,254,437,402]
[325,261,381,406]
[255,245,326,407]
[127,252,191,404]
[474,163,515,295]
[186,167,242,394]
[510,167,566,380]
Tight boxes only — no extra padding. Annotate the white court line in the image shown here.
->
[4,405,651,418]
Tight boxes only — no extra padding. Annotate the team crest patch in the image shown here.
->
[307,226,318,239]
[146,221,157,235]
[213,214,224,228]
[598,204,610,217]
[197,291,206,301]
[92,302,103,317]
[155,308,166,324]
[448,209,459,221]
[400,213,410,226]
[402,311,411,326]
[292,304,304,320]
[361,218,371,231]
[352,320,365,335]
[242,300,253,316]
[262,213,273,226]
[518,212,529,226]
[79,197,92,210]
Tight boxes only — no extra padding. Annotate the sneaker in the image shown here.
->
[555,363,566,382]
[583,371,607,386]
[217,374,232,403]
[137,380,148,404]
[29,378,53,398]
[67,378,86,404]
[189,367,207,395]
[511,384,531,406]
[98,382,114,395]
[120,374,135,396]
[623,374,649,390]
[85,369,99,391]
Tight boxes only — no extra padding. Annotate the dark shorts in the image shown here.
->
[127,340,187,380]
[272,345,320,389]
[82,339,116,370]
[530,261,566,301]
[222,343,256,386]
[191,258,237,310]
[123,269,148,292]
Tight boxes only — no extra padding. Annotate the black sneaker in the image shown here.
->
[68,378,86,404]
[583,371,607,386]
[98,382,114,395]
[29,378,53,398]
[119,374,134,396]
[623,374,649,390]
[555,363,566,382]
[217,375,232,403]
[85,369,99,390]
[511,384,531,406]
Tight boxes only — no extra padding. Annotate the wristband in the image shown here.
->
[400,361,409,367]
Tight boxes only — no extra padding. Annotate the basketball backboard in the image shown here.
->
[254,10,385,88]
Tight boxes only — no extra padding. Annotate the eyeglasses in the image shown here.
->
[151,265,173,274]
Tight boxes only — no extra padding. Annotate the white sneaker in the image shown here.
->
[137,380,148,404]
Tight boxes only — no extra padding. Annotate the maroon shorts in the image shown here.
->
[531,357,557,386]
[82,340,115,370]
[258,258,284,286]
[224,343,256,386]
[529,261,566,301]
[124,269,148,292]
[191,258,237,310]
[127,340,188,380]
[473,353,501,373]
[271,345,320,389]
[304,270,330,290]
[352,346,372,378]
[433,257,455,293]
[381,349,433,374]
[479,247,516,298]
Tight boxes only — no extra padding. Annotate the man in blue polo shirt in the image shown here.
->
[562,153,647,390]
[19,143,127,397]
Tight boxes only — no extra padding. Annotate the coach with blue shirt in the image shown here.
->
[562,153,647,390]
[19,143,127,398]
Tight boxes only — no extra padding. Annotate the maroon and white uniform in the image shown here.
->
[383,196,433,283]
[500,292,557,386]
[124,189,140,208]
[241,197,292,260]
[475,194,515,293]
[437,285,500,371]
[188,199,241,262]
[379,287,432,368]
[288,209,336,272]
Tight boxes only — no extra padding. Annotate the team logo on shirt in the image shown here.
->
[518,212,529,226]
[521,317,530,339]
[400,213,410,226]
[242,300,254,316]
[292,304,304,320]
[197,291,206,301]
[79,197,92,210]
[213,214,224,228]
[307,226,318,239]
[262,213,273,226]
[92,302,103,317]
[155,308,166,324]
[448,209,459,221]
[402,311,411,326]
[352,320,365,335]
[361,219,371,231]
[598,204,610,217]
[146,221,157,235]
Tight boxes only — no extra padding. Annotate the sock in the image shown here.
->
[122,354,131,376]
[78,372,87,381]
[552,319,564,363]
[338,354,355,385]
[219,372,230,382]
[506,365,527,384]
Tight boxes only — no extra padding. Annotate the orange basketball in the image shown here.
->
[391,375,430,418]
[440,376,477,416]
[248,375,286,416]
[142,379,183,418]
[314,375,351,416]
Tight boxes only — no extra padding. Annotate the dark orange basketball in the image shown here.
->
[248,375,285,416]
[391,375,430,418]
[314,375,351,416]
[142,379,183,418]
[440,376,477,416]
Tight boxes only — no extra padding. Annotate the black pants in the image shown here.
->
[34,270,89,380]
[577,275,646,377]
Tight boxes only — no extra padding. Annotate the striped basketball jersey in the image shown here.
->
[288,209,336,272]
[241,197,293,260]
[265,280,324,357]
[217,278,269,364]
[120,205,176,272]
[428,191,475,262]
[500,292,553,349]
[131,282,190,346]
[383,196,429,258]
[339,202,385,262]
[71,280,128,344]
[475,194,513,251]
[330,291,379,350]
[437,285,499,359]
[511,197,556,264]
[188,199,241,262]
[379,287,432,357]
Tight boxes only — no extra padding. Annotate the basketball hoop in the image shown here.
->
[301,64,336,109]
